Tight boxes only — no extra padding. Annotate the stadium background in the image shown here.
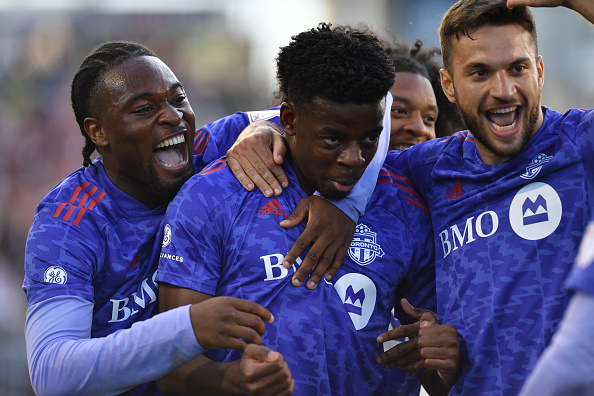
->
[0,1,591,394]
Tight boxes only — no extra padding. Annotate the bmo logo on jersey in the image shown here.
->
[439,182,562,258]
[334,273,376,330]
[509,182,562,240]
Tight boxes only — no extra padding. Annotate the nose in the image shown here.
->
[337,142,365,168]
[490,72,517,100]
[158,102,183,125]
[405,113,433,140]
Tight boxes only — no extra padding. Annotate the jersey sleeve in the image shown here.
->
[25,295,202,396]
[193,108,281,172]
[23,201,104,306]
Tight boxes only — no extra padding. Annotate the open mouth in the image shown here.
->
[486,106,518,132]
[392,142,415,151]
[154,134,187,168]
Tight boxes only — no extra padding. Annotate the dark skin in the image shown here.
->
[228,120,463,396]
[376,299,462,395]
[227,121,357,289]
[82,53,283,389]
[158,97,384,395]
[157,286,294,396]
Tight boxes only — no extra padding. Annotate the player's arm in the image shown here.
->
[518,291,594,396]
[157,283,294,396]
[25,295,205,396]
[225,93,392,289]
[507,0,594,23]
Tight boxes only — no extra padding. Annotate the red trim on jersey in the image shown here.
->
[193,130,210,155]
[73,191,106,226]
[201,159,228,175]
[53,181,91,218]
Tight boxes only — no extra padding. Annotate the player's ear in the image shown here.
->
[440,68,457,103]
[84,117,109,147]
[279,102,297,137]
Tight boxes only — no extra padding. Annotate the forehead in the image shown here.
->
[450,24,537,71]
[390,72,435,103]
[100,56,180,102]
[301,97,385,131]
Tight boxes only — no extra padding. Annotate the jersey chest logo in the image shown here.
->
[509,182,562,240]
[520,153,553,180]
[348,224,385,266]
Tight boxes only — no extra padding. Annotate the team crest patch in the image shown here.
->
[162,224,172,247]
[44,266,67,284]
[520,153,553,180]
[348,224,385,266]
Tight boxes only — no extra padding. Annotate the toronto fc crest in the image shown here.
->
[348,224,385,266]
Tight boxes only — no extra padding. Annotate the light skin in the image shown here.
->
[507,0,594,24]
[389,72,438,151]
[440,24,544,165]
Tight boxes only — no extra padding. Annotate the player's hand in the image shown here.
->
[190,296,274,352]
[227,121,288,197]
[226,344,295,396]
[417,311,462,386]
[507,0,565,7]
[376,298,438,371]
[280,196,355,289]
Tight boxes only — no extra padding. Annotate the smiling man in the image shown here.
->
[23,41,292,396]
[156,23,457,396]
[375,0,594,394]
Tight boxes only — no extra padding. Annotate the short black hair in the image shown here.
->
[70,41,156,169]
[276,23,395,107]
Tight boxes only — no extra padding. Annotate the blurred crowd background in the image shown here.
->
[0,1,592,394]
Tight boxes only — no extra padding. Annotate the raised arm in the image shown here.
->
[507,0,594,23]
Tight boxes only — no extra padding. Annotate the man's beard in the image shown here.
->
[147,163,195,205]
[457,92,541,162]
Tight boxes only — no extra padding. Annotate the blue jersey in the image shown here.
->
[388,106,594,395]
[157,159,435,396]
[23,126,239,395]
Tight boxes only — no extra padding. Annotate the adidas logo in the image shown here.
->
[258,198,288,218]
[445,181,463,199]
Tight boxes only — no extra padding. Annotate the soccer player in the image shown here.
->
[22,41,296,396]
[382,36,465,143]
[157,23,459,395]
[218,0,594,394]
[378,0,594,394]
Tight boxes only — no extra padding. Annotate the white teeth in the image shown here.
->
[491,119,517,132]
[489,106,517,114]
[156,134,185,149]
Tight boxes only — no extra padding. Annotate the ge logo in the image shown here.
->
[44,266,67,284]
[162,224,172,247]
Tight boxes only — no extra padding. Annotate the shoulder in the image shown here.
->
[387,131,471,170]
[34,166,113,231]
[370,163,429,216]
